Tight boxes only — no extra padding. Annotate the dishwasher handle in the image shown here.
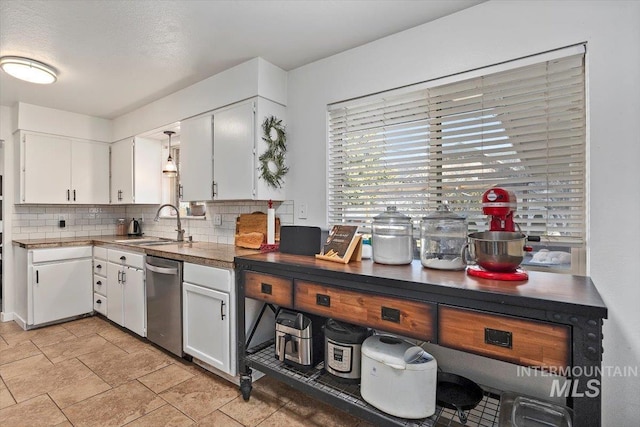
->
[145,263,179,275]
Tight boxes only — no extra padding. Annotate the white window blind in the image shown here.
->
[328,47,586,245]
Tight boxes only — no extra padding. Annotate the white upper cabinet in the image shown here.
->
[111,137,162,204]
[180,97,286,202]
[110,138,134,204]
[19,132,109,204]
[72,140,110,204]
[180,114,214,202]
[214,100,255,200]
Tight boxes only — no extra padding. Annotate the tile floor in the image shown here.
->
[0,316,370,427]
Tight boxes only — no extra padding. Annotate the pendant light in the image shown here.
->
[163,130,178,177]
[0,56,57,84]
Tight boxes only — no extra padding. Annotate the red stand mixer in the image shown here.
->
[465,188,530,281]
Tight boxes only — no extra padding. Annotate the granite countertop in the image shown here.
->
[12,236,260,269]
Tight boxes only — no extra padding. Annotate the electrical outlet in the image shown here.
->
[297,203,308,219]
[213,214,222,226]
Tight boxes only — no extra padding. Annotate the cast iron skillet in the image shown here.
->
[436,372,484,424]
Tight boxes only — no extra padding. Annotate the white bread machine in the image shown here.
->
[360,335,438,419]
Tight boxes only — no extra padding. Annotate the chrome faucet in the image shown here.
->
[154,204,185,242]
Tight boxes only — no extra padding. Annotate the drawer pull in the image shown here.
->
[96,280,102,285]
[316,294,331,307]
[96,264,102,269]
[381,306,401,323]
[260,283,272,295]
[120,256,126,261]
[96,299,102,304]
[484,327,513,348]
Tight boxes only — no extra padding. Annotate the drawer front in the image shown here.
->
[93,261,106,276]
[439,305,570,370]
[32,246,92,263]
[93,246,107,260]
[93,293,107,316]
[295,280,436,342]
[244,271,293,307]
[108,249,144,269]
[184,263,232,292]
[94,275,107,296]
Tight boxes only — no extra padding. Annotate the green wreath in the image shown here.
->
[259,115,288,189]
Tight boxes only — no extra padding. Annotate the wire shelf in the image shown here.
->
[246,341,500,427]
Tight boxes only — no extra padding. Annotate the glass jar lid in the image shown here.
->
[373,206,412,224]
[422,203,465,222]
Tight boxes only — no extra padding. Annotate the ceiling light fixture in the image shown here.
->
[0,56,58,84]
[163,130,178,177]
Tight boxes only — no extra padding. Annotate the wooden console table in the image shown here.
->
[235,253,607,426]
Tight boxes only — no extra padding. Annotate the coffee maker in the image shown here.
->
[275,309,323,370]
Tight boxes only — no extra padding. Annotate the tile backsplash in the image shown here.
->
[12,200,294,244]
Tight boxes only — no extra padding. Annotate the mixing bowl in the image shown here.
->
[464,231,527,272]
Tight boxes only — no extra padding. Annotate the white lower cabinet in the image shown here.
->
[183,283,230,372]
[14,246,93,329]
[183,263,233,375]
[106,249,146,337]
[32,257,93,325]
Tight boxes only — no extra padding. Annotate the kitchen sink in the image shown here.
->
[138,240,180,246]
[114,238,176,245]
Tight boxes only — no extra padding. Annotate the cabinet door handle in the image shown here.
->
[117,271,122,283]
[36,270,39,284]
[121,271,126,284]
[73,189,76,201]
[220,301,226,320]
[67,189,70,201]
[179,184,183,199]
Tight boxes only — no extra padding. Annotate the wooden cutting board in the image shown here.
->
[235,212,280,248]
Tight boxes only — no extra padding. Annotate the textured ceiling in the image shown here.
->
[0,0,483,119]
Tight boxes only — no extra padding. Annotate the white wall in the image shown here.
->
[15,103,112,142]
[1,105,15,319]
[112,57,287,142]
[286,1,640,424]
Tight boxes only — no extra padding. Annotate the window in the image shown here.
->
[328,45,586,252]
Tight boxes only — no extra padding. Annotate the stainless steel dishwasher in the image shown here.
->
[145,256,183,357]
